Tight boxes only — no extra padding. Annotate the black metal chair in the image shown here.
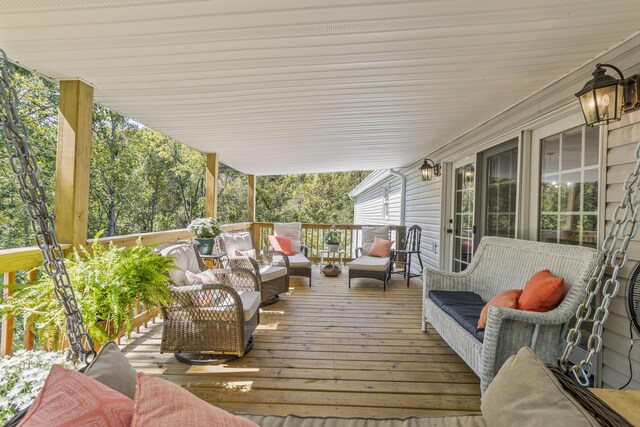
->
[392,225,424,287]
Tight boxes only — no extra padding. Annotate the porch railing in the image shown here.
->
[0,222,403,356]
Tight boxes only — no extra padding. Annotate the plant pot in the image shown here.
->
[322,264,342,277]
[326,243,341,252]
[194,237,216,255]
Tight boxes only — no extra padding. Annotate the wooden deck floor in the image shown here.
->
[122,268,481,419]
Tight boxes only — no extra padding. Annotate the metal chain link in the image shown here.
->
[0,49,95,363]
[559,138,640,385]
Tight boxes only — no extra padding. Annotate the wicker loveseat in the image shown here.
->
[422,237,599,392]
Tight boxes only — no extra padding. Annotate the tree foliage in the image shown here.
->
[0,63,369,251]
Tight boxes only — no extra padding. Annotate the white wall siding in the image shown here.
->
[402,162,441,272]
[353,176,401,225]
[601,109,640,389]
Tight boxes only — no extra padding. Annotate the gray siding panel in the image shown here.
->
[602,109,640,389]
[353,176,401,225]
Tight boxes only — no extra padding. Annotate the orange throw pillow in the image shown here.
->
[20,364,133,427]
[368,236,394,257]
[132,372,258,427]
[517,269,565,312]
[477,289,522,329]
[268,235,295,256]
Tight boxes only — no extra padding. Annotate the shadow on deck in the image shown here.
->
[121,267,481,418]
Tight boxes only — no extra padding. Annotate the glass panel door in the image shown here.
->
[485,146,518,238]
[453,163,475,272]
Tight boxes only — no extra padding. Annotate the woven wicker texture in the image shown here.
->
[423,236,599,392]
[157,241,260,357]
[217,233,290,303]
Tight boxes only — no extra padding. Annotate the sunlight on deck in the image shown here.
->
[121,267,481,418]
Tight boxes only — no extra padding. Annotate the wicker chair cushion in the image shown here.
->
[274,222,303,253]
[159,243,202,286]
[190,291,260,321]
[260,265,288,281]
[349,255,389,272]
[220,232,254,253]
[288,253,312,268]
[481,347,599,426]
[361,226,391,254]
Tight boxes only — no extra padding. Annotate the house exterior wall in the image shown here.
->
[601,109,640,389]
[353,176,401,225]
[350,35,640,389]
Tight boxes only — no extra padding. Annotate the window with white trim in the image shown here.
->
[382,186,390,219]
[539,125,599,248]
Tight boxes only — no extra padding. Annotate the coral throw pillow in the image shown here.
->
[368,236,394,257]
[517,269,565,312]
[268,235,295,256]
[477,289,522,329]
[19,364,133,427]
[132,372,258,427]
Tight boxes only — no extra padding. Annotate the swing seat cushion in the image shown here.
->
[428,291,486,342]
[482,347,599,426]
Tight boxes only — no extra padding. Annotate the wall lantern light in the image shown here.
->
[576,63,640,126]
[420,159,441,181]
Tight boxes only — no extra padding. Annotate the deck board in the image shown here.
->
[122,267,481,418]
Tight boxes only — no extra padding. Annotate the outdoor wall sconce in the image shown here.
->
[576,63,640,126]
[420,159,441,181]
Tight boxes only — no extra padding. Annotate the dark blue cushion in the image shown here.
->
[428,290,485,342]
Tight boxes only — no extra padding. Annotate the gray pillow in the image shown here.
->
[481,347,599,426]
[83,341,137,399]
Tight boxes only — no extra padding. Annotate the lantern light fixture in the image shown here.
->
[419,159,441,181]
[576,63,640,127]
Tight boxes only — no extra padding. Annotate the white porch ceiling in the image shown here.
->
[1,0,639,174]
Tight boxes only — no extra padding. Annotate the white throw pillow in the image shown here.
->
[159,244,201,286]
[185,270,220,285]
[220,232,254,254]
[274,222,302,253]
[233,249,257,259]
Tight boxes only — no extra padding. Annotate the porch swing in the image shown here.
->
[0,49,636,426]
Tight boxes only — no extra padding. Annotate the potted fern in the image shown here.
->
[323,227,342,252]
[188,217,222,255]
[0,237,174,350]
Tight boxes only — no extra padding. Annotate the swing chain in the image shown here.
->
[0,50,95,363]
[560,139,640,386]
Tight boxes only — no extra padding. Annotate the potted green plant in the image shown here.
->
[0,236,174,350]
[188,217,222,255]
[323,227,342,252]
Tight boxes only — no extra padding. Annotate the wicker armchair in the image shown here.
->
[423,237,599,392]
[216,232,290,305]
[156,241,261,363]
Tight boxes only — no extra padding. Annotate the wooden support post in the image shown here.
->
[54,80,94,248]
[1,272,16,357]
[248,174,256,222]
[205,153,219,219]
[23,270,37,350]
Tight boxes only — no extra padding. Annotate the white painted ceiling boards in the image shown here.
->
[1,0,640,174]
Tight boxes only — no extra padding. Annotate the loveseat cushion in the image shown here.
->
[428,291,485,342]
[348,255,390,272]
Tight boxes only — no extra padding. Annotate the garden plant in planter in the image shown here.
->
[188,217,222,255]
[323,227,342,252]
[0,236,175,351]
